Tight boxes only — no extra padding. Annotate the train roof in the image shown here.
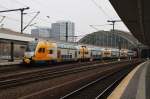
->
[57,42,77,49]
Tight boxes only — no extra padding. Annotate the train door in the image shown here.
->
[57,50,61,62]
[75,51,77,58]
[57,50,61,58]
[81,47,84,61]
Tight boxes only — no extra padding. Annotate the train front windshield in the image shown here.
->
[26,42,37,52]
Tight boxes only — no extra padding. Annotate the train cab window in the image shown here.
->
[38,48,42,53]
[42,48,45,53]
[38,48,45,53]
[49,50,53,54]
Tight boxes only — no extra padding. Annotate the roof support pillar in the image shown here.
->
[137,0,145,41]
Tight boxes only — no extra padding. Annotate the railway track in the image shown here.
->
[60,61,140,99]
[0,64,21,74]
[0,59,122,76]
[0,59,142,99]
[0,60,102,76]
[0,60,129,89]
[17,60,141,99]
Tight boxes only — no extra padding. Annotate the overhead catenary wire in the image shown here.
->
[0,14,30,27]
[0,1,50,31]
[3,0,51,24]
[23,11,40,31]
[25,14,51,24]
[90,0,113,20]
[0,16,6,23]
[0,4,30,25]
[89,24,113,31]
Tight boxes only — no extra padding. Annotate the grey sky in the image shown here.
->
[0,0,129,37]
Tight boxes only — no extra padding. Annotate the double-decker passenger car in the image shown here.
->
[23,40,136,64]
[90,46,102,61]
[23,40,93,64]
[23,41,78,64]
[101,48,112,59]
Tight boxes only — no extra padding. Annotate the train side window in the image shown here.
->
[70,55,72,58]
[67,55,69,58]
[49,50,53,54]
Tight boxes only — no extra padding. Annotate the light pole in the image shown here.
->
[66,22,68,42]
[107,20,121,48]
[22,11,40,32]
[107,20,122,61]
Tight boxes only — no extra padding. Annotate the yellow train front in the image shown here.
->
[23,41,58,64]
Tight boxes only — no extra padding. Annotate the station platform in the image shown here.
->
[0,59,21,66]
[108,60,150,99]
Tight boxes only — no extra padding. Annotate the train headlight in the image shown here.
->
[24,59,31,64]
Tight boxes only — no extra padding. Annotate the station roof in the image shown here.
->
[79,30,140,47]
[109,0,150,47]
[0,28,35,42]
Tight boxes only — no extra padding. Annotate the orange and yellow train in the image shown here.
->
[23,40,92,64]
[23,40,137,64]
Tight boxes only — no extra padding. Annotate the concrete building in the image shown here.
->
[51,21,75,42]
[31,27,51,38]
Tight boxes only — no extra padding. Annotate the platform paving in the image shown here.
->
[146,61,150,99]
[108,60,150,99]
[0,59,21,66]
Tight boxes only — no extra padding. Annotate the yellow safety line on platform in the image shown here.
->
[107,61,147,99]
[136,61,150,99]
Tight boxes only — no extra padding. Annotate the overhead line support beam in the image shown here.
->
[0,7,30,33]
